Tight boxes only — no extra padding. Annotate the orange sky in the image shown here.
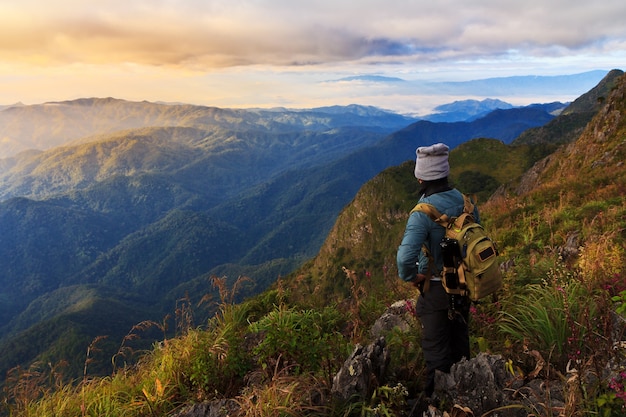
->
[1,0,625,114]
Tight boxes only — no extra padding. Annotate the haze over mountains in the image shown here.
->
[0,69,622,381]
[0,70,609,160]
[333,70,608,94]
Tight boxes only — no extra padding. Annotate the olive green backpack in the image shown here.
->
[411,194,502,302]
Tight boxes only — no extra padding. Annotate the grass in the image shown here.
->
[4,100,626,415]
[5,250,624,417]
[3,168,625,417]
[3,190,626,417]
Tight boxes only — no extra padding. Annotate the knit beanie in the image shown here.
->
[414,143,450,181]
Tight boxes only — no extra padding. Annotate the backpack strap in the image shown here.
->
[462,193,475,215]
[411,202,450,227]
[410,202,439,218]
[411,193,475,219]
[447,194,477,236]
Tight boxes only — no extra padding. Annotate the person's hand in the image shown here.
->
[411,274,427,288]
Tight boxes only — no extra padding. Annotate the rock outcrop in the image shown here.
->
[331,337,390,404]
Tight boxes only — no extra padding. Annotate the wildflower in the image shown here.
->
[404,300,416,316]
[609,371,626,402]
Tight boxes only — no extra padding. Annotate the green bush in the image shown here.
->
[184,308,253,397]
[249,305,348,377]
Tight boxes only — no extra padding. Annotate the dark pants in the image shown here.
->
[415,281,470,396]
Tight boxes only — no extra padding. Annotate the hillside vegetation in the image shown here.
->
[2,72,625,416]
[0,90,577,384]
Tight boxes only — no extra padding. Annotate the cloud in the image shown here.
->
[1,0,625,69]
[0,0,623,112]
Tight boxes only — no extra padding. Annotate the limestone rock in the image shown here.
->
[331,337,390,403]
[436,353,513,415]
[370,300,415,338]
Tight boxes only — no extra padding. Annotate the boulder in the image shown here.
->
[331,337,390,403]
[370,300,415,338]
[436,353,513,415]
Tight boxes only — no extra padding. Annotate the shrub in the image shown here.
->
[183,306,253,398]
[249,305,348,379]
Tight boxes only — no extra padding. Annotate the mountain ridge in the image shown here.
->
[282,69,626,321]
[0,100,416,160]
[0,71,621,384]
[0,68,609,159]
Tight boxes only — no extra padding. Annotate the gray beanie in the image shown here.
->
[414,143,450,180]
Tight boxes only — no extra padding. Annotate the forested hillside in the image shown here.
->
[4,71,625,417]
[0,71,621,392]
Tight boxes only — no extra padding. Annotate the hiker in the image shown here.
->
[396,142,480,398]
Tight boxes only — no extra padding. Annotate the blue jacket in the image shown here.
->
[396,188,479,282]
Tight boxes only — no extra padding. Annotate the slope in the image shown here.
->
[512,69,624,148]
[0,124,392,202]
[203,102,557,273]
[0,99,415,159]
[0,93,598,384]
[281,71,626,331]
[486,72,626,266]
[7,72,626,417]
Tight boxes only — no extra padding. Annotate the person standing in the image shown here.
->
[396,143,478,397]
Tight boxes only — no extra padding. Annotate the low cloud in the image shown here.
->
[0,0,623,110]
[1,0,625,69]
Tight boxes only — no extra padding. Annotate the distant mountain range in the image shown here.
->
[333,70,609,96]
[0,69,622,382]
[0,69,610,160]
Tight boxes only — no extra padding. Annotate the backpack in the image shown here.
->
[411,194,502,302]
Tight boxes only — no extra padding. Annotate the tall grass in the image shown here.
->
[234,372,329,417]
[499,283,575,367]
[497,262,614,372]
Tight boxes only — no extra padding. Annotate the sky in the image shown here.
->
[1,0,625,115]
